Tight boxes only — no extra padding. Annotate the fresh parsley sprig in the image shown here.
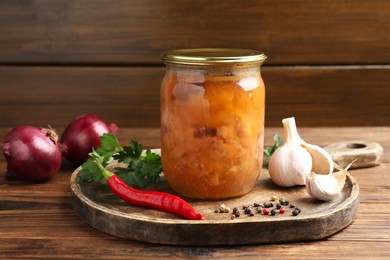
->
[79,133,162,188]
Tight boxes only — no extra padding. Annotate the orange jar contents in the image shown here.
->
[160,49,266,199]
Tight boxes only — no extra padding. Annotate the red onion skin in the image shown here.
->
[61,114,118,166]
[3,126,62,182]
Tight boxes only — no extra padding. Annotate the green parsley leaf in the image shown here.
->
[140,150,162,184]
[264,134,284,159]
[78,156,103,182]
[113,141,143,164]
[95,133,123,156]
[113,142,162,188]
[79,133,123,182]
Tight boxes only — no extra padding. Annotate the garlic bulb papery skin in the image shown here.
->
[268,117,312,187]
[306,162,353,201]
[302,142,334,174]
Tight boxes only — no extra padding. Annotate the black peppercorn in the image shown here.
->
[254,202,261,207]
[244,208,252,215]
[292,208,301,216]
[270,209,276,216]
[289,203,296,208]
[276,203,282,209]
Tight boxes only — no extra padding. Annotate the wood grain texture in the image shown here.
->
[1,65,389,128]
[0,127,390,259]
[0,0,389,65]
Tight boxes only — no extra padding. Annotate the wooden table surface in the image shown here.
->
[1,127,389,259]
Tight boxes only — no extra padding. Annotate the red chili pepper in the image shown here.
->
[107,174,205,220]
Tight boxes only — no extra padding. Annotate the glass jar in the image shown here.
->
[160,48,266,199]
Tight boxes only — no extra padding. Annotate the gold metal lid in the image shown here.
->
[161,48,267,66]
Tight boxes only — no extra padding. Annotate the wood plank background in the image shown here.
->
[0,0,389,128]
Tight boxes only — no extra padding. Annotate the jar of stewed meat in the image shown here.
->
[160,48,266,199]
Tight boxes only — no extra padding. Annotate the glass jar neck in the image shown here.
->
[165,64,261,77]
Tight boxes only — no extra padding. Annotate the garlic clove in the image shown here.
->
[302,142,334,174]
[306,171,345,201]
[306,161,354,201]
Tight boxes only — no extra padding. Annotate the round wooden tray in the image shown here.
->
[70,165,359,246]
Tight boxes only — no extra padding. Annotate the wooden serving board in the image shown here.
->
[70,164,359,246]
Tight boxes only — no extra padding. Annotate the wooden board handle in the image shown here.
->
[324,141,383,169]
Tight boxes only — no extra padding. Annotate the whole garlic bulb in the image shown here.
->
[268,117,334,187]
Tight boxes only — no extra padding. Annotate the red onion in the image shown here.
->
[3,126,62,182]
[61,114,118,166]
